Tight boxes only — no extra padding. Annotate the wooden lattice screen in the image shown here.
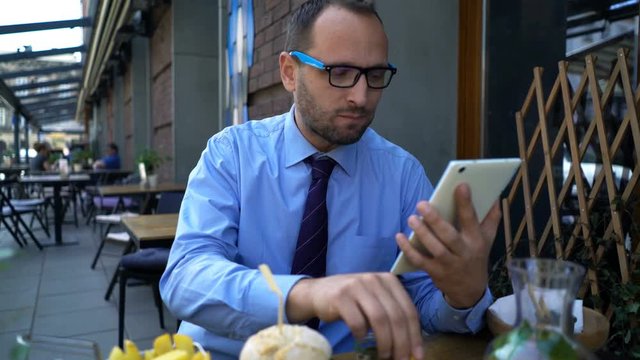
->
[502,48,640,317]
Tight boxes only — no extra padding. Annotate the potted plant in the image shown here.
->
[2,149,13,167]
[71,149,92,172]
[136,149,169,187]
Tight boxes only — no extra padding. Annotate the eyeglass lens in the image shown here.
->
[329,67,393,88]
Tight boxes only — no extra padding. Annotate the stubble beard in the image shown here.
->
[296,79,374,147]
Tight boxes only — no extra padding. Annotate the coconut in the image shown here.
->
[240,324,332,360]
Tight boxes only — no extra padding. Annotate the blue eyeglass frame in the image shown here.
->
[288,50,397,89]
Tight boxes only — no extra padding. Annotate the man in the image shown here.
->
[30,142,51,171]
[161,1,500,359]
[92,143,121,170]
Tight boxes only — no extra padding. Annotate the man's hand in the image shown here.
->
[395,183,501,308]
[286,273,424,360]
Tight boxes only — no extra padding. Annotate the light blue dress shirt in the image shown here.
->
[160,107,493,359]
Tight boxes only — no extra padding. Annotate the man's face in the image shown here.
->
[291,6,389,152]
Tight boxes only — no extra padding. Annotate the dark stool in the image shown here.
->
[104,248,170,347]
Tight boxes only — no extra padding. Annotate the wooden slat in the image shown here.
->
[616,49,640,185]
[585,54,629,284]
[533,67,563,258]
[515,112,537,256]
[502,198,514,262]
[559,61,599,297]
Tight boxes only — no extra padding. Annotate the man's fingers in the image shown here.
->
[347,278,394,358]
[380,274,424,360]
[416,201,464,255]
[453,183,480,231]
[336,298,369,340]
[480,201,502,245]
[407,213,453,259]
[370,274,420,360]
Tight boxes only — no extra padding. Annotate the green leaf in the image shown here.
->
[625,329,632,344]
[627,303,640,314]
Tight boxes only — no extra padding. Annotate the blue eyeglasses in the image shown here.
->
[289,50,397,89]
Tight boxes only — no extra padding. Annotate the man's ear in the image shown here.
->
[279,52,297,92]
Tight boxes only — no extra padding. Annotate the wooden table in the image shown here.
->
[122,213,178,248]
[19,174,92,246]
[332,332,489,359]
[86,169,132,184]
[98,183,186,213]
[98,183,186,197]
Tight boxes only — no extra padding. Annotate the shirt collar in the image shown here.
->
[283,105,357,177]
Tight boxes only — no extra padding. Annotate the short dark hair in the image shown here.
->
[108,143,118,153]
[284,0,381,52]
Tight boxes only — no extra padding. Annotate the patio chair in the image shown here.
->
[90,211,139,269]
[0,187,45,250]
[6,182,50,235]
[103,191,184,347]
[84,174,140,228]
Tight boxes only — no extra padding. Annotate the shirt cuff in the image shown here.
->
[432,287,493,333]
[246,274,309,325]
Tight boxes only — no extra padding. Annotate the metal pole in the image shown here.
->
[12,112,20,164]
[24,122,29,165]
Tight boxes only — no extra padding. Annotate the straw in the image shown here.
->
[258,264,284,332]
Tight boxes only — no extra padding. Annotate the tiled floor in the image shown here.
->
[0,214,177,359]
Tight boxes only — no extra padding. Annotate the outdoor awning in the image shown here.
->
[0,17,90,130]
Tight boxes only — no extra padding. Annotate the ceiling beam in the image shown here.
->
[10,77,81,92]
[0,63,83,80]
[29,103,77,115]
[26,99,77,112]
[39,128,85,134]
[21,95,78,106]
[0,46,86,62]
[33,110,76,122]
[18,86,79,100]
[0,18,92,35]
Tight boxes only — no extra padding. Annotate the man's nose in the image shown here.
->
[345,74,369,106]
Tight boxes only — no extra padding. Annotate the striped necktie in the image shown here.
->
[291,156,336,278]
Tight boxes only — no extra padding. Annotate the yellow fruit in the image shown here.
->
[116,333,210,360]
[108,346,126,360]
[192,352,211,360]
[124,339,143,360]
[154,333,173,355]
[152,349,189,360]
[143,350,155,360]
[173,334,194,357]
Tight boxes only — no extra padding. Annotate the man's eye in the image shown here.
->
[331,67,356,78]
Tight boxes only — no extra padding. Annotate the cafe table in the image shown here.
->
[86,169,133,183]
[332,332,490,359]
[98,182,186,213]
[121,213,178,249]
[19,174,92,246]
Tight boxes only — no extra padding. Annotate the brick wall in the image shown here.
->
[149,6,174,181]
[123,62,134,170]
[247,0,307,119]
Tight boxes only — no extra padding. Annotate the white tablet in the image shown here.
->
[390,158,521,275]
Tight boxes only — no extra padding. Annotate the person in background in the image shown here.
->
[161,1,500,359]
[30,142,51,172]
[92,143,121,170]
